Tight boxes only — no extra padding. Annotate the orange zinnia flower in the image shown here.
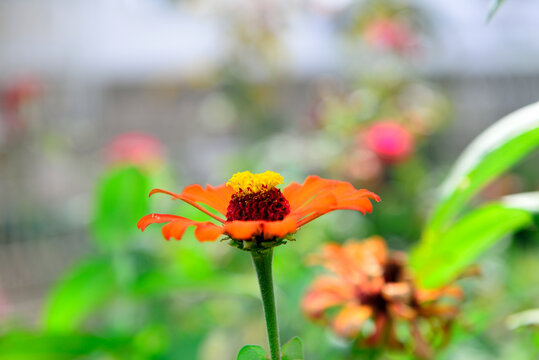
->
[302,237,463,359]
[137,171,380,245]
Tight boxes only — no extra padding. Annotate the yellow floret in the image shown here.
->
[226,171,284,194]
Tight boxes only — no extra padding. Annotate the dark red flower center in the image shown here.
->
[226,187,291,221]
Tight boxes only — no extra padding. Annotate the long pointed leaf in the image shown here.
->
[412,204,532,288]
[425,102,539,243]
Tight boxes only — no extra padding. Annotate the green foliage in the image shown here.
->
[412,204,532,288]
[42,256,116,331]
[425,124,539,242]
[235,337,305,360]
[92,166,150,249]
[281,337,304,360]
[413,102,539,288]
[237,345,268,360]
[0,332,127,360]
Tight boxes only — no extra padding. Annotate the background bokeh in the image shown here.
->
[0,0,538,359]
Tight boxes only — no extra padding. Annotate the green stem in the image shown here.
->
[251,249,281,360]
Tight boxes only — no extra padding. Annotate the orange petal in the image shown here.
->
[224,221,262,240]
[181,184,233,215]
[315,243,362,281]
[292,192,338,220]
[194,223,225,242]
[310,238,387,282]
[262,216,299,239]
[283,176,338,212]
[161,218,194,240]
[137,214,184,231]
[344,237,387,277]
[302,276,355,318]
[161,217,224,242]
[333,304,373,338]
[302,292,345,319]
[149,184,233,216]
[286,177,380,227]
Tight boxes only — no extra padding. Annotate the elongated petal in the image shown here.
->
[283,176,338,212]
[161,217,224,242]
[309,243,363,282]
[194,222,225,242]
[309,238,387,282]
[224,216,299,241]
[262,216,298,239]
[161,218,195,240]
[181,184,233,215]
[137,214,184,231]
[150,184,233,215]
[224,221,262,240]
[149,188,226,222]
[302,276,355,318]
[285,176,380,226]
[333,304,373,338]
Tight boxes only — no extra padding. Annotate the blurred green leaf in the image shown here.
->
[0,332,127,360]
[236,345,267,360]
[487,0,507,22]
[92,166,150,249]
[502,192,539,213]
[425,102,539,243]
[42,256,116,331]
[506,308,539,330]
[412,203,532,288]
[281,336,304,360]
[133,269,258,298]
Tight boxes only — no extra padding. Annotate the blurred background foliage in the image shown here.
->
[0,0,538,359]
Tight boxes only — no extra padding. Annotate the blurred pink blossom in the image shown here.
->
[106,132,165,170]
[363,18,416,54]
[364,121,414,163]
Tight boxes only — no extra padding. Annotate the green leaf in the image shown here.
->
[282,337,304,360]
[0,332,127,360]
[42,256,116,331]
[502,192,539,213]
[506,308,539,330]
[236,345,267,360]
[425,102,539,243]
[92,166,150,249]
[487,0,507,22]
[411,203,532,288]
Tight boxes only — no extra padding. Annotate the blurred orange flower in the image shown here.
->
[138,171,380,244]
[302,237,462,359]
